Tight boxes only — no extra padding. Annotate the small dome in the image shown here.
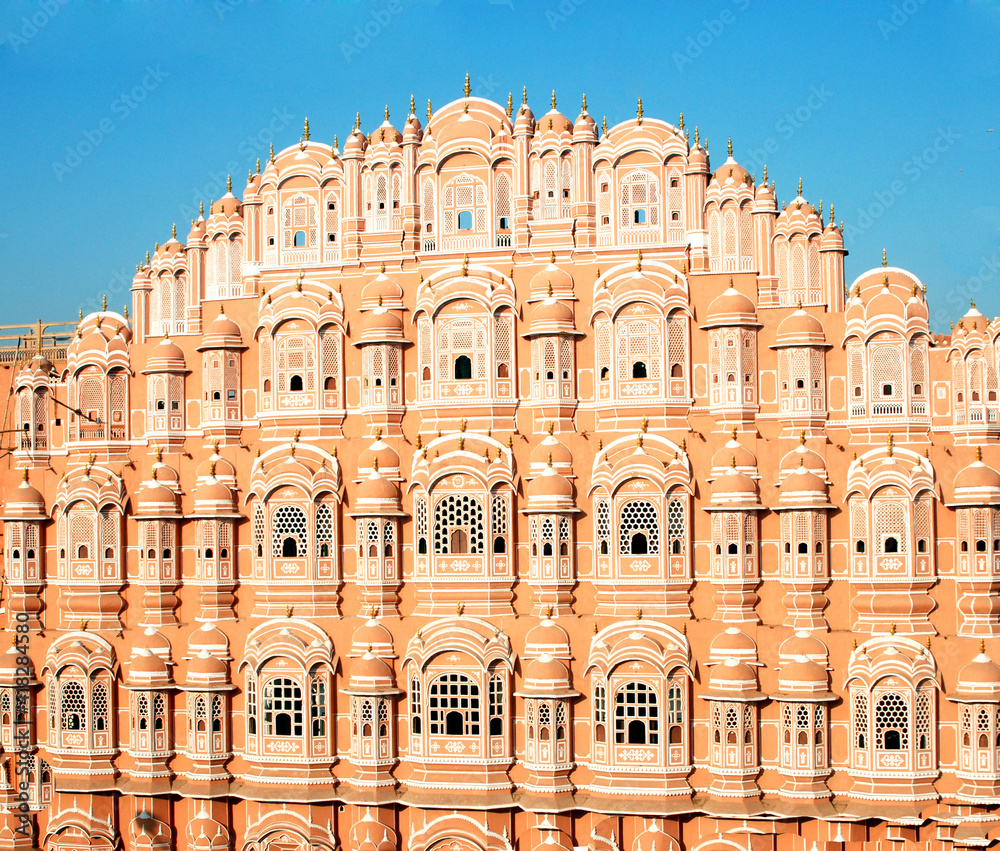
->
[773,308,827,347]
[529,297,576,333]
[705,285,758,327]
[954,454,1000,505]
[193,477,234,514]
[527,465,573,502]
[778,631,829,664]
[708,657,759,694]
[351,616,395,657]
[361,271,404,309]
[343,129,366,155]
[529,261,574,299]
[355,469,401,506]
[513,102,535,134]
[525,617,571,659]
[710,628,757,664]
[209,309,241,337]
[776,656,830,697]
[352,651,393,682]
[357,306,404,343]
[953,652,1000,702]
[358,436,401,475]
[28,352,54,375]
[128,648,171,684]
[403,113,423,144]
[147,336,186,368]
[530,433,573,471]
[778,462,829,507]
[687,144,708,169]
[711,433,757,472]
[186,649,229,685]
[710,466,759,503]
[4,473,45,517]
[525,654,571,689]
[198,307,244,351]
[573,109,597,139]
[0,645,33,681]
[136,480,180,516]
[712,156,751,188]
[189,622,229,656]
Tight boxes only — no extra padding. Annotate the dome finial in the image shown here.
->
[464,72,471,98]
[546,280,553,297]
[409,93,415,115]
[547,421,554,436]
[829,202,835,226]
[226,173,232,192]
[694,125,699,145]
[641,416,648,434]
[426,99,433,123]
[977,445,983,462]
[256,157,261,174]
[636,97,643,124]
[889,622,896,635]
[549,249,556,264]
[981,639,986,654]
[882,248,888,267]
[972,298,977,309]
[582,93,587,113]
[636,250,642,273]
[551,89,556,110]
[269,142,275,163]
[727,136,733,157]
[731,425,737,441]
[762,164,767,183]
[102,294,107,310]
[522,85,527,105]
[461,254,469,277]
[505,92,513,117]
[383,104,389,122]
[730,454,736,468]
[547,451,553,468]
[887,432,894,457]
[171,222,177,239]
[678,111,684,130]
[303,116,310,141]
[797,176,802,197]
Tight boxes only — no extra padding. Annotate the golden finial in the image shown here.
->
[678,111,684,130]
[852,639,857,650]
[256,157,261,173]
[636,432,644,449]
[981,639,986,654]
[926,636,932,649]
[248,168,253,183]
[505,92,513,117]
[507,434,513,450]
[977,446,983,462]
[460,418,467,433]
[101,293,107,311]
[209,460,217,477]
[547,280,553,297]
[730,454,736,468]
[694,125,699,145]
[636,250,642,272]
[303,116,310,141]
[549,89,556,110]
[882,248,887,268]
[354,111,360,132]
[456,602,464,616]
[887,432,894,457]
[818,199,823,218]
[636,607,642,620]
[601,116,607,137]
[641,416,648,433]
[730,426,737,441]
[829,203,835,226]
[286,603,292,618]
[269,142,275,163]
[383,104,389,122]
[581,93,588,113]
[797,177,802,197]
[547,451,553,468]
[597,438,602,451]
[484,446,491,462]
[415,434,423,450]
[226,173,232,193]
[799,429,806,446]
[889,623,896,635]
[464,72,471,98]
[461,254,469,277]
[170,222,177,240]
[458,436,464,451]
[593,622,599,635]
[727,137,733,157]
[372,456,379,473]
[547,421,554,436]
[409,93,415,115]
[522,85,527,105]
[426,99,433,123]
[80,619,87,632]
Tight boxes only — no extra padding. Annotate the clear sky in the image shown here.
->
[0,0,997,332]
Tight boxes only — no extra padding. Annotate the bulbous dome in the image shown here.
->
[145,336,186,370]
[710,628,757,664]
[776,656,830,698]
[778,462,829,507]
[351,616,394,657]
[707,658,759,696]
[530,433,573,471]
[953,652,1000,701]
[361,270,404,309]
[0,644,33,681]
[687,144,708,169]
[778,630,829,664]
[343,128,367,155]
[186,648,229,686]
[529,261,574,298]
[513,101,535,134]
[704,285,758,327]
[710,466,759,503]
[193,477,234,514]
[136,480,180,516]
[712,156,751,188]
[3,472,45,517]
[524,654,572,694]
[355,469,401,507]
[954,453,1000,504]
[711,433,757,472]
[198,307,244,351]
[357,436,401,475]
[128,648,171,685]
[527,465,573,501]
[525,617,570,659]
[528,297,576,336]
[357,306,404,343]
[773,308,827,347]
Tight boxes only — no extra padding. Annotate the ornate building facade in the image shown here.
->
[2,87,1000,850]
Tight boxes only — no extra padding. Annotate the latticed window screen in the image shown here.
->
[667,312,687,381]
[311,677,327,737]
[875,692,909,749]
[324,191,340,241]
[850,498,869,550]
[246,675,257,734]
[596,499,611,550]
[494,173,511,226]
[271,505,307,557]
[874,499,908,554]
[263,678,303,737]
[428,673,480,735]
[915,689,932,748]
[416,497,428,538]
[79,377,104,422]
[100,509,118,554]
[910,342,927,394]
[870,345,904,398]
[259,337,272,388]
[617,319,662,381]
[559,517,570,543]
[724,206,736,259]
[595,319,611,379]
[491,492,508,537]
[494,313,512,381]
[594,684,607,724]
[619,169,659,227]
[667,496,686,550]
[740,204,753,261]
[618,500,660,555]
[614,682,659,745]
[422,178,435,230]
[276,336,316,392]
[92,682,108,730]
[61,681,86,730]
[433,494,485,554]
[709,210,722,264]
[667,166,683,224]
[315,504,333,556]
[252,504,264,548]
[597,170,611,230]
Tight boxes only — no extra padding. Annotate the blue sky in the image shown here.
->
[0,0,997,332]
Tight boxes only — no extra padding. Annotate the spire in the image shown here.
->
[551,89,556,110]
[464,72,471,98]
[602,115,607,136]
[763,164,767,183]
[269,142,275,163]
[522,85,527,105]
[506,92,513,117]
[694,125,699,145]
[977,445,983,462]
[581,92,587,113]
[882,248,888,267]
[256,157,261,174]
[384,104,389,122]
[797,176,802,197]
[636,97,643,124]
[303,116,310,141]
[727,136,733,157]
[678,111,684,130]
[409,93,415,115]
[427,99,433,123]
[226,173,232,192]
[171,222,177,238]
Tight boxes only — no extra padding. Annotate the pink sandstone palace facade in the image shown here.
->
[2,87,1000,851]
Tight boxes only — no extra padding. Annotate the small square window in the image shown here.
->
[882,384,893,396]
[227,390,236,401]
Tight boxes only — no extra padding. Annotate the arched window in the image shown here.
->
[875,692,909,750]
[619,169,659,231]
[428,673,480,736]
[454,355,472,380]
[614,681,658,745]
[263,677,303,737]
[618,500,660,556]
[271,505,307,558]
[433,494,485,555]
[61,681,86,731]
